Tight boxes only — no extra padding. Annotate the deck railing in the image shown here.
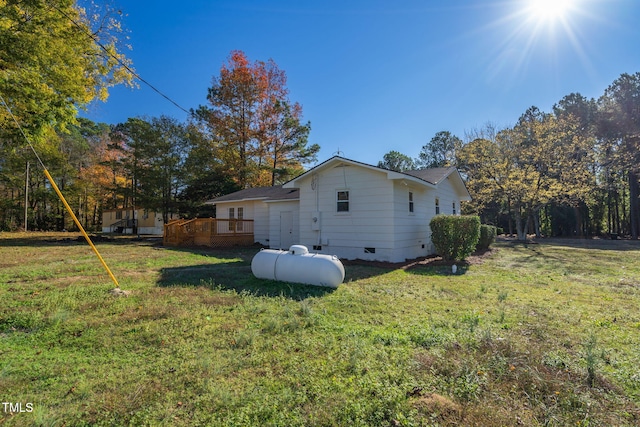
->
[109,218,138,233]
[163,218,254,247]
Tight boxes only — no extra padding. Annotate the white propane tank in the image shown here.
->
[251,245,345,288]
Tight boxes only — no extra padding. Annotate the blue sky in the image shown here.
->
[82,0,640,166]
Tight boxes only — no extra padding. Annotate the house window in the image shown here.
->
[115,210,122,220]
[435,198,440,215]
[228,207,235,231]
[453,202,456,215]
[409,192,414,213]
[337,190,349,212]
[237,207,244,231]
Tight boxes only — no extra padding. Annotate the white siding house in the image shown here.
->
[207,186,300,248]
[207,156,471,262]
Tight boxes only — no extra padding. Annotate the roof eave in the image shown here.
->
[445,168,472,201]
[263,198,300,203]
[386,171,437,188]
[205,196,269,205]
[283,156,438,189]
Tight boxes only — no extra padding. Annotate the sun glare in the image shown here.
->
[478,0,596,89]
[528,0,574,22]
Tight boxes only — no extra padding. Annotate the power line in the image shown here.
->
[47,2,191,116]
[0,93,121,289]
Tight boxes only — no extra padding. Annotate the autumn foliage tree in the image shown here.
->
[0,0,134,141]
[260,100,316,186]
[193,50,318,188]
[107,116,188,223]
[458,108,595,240]
[0,0,133,231]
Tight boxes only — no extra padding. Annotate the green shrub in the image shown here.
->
[430,215,481,261]
[476,224,497,252]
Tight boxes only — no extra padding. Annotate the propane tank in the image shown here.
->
[251,245,345,288]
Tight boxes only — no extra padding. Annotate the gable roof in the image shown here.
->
[207,157,471,205]
[205,185,299,205]
[282,156,433,188]
[403,167,456,185]
[283,156,471,200]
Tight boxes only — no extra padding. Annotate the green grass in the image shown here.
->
[1,232,640,426]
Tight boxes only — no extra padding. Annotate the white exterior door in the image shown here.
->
[279,211,294,249]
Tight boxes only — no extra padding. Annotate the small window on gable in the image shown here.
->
[453,202,456,215]
[409,192,414,213]
[435,198,440,215]
[337,190,349,212]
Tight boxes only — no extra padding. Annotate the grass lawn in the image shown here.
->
[1,232,640,426]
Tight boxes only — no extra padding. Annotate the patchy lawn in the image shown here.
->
[1,232,640,426]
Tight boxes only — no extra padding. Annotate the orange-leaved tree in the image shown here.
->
[193,50,318,188]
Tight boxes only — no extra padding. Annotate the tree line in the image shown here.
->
[379,73,640,240]
[0,0,318,232]
[2,2,638,238]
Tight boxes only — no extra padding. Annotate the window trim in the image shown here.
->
[409,191,414,214]
[336,189,350,213]
[435,197,440,215]
[228,207,235,231]
[237,207,244,231]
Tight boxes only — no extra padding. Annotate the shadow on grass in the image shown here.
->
[157,244,481,291]
[0,233,161,247]
[500,237,640,251]
[344,253,478,278]
[159,245,419,289]
[157,261,335,300]
[511,246,565,266]
[342,264,397,281]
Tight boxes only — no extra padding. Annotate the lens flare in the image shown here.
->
[528,0,574,22]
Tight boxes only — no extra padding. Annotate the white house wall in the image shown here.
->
[435,176,462,217]
[392,181,433,261]
[253,202,269,244]
[215,201,269,245]
[211,160,469,262]
[297,164,397,262]
[266,200,300,249]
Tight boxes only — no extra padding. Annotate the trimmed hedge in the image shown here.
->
[430,215,481,261]
[476,224,497,252]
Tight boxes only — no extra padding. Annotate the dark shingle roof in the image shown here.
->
[402,167,456,185]
[206,185,299,204]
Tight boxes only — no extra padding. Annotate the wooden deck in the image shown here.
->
[163,218,254,247]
